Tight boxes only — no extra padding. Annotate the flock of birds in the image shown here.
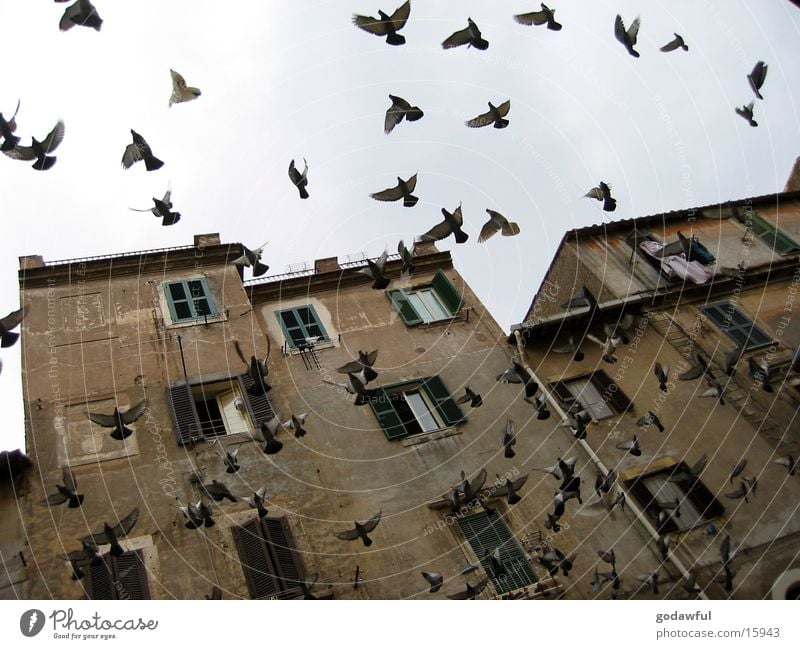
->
[4,2,795,599]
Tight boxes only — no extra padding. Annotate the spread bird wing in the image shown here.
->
[336,360,364,374]
[384,104,404,134]
[514,10,549,26]
[442,26,473,49]
[81,507,139,545]
[750,61,767,90]
[87,412,117,428]
[121,400,148,424]
[370,183,404,201]
[122,142,143,168]
[334,527,361,541]
[584,187,604,200]
[361,510,382,532]
[3,144,37,161]
[404,173,418,192]
[40,120,66,153]
[389,1,411,30]
[63,467,78,491]
[465,108,494,128]
[469,468,488,494]
[170,69,187,90]
[614,15,628,45]
[352,14,388,35]
[660,36,681,52]
[495,100,511,117]
[420,219,452,241]
[627,17,641,42]
[0,307,25,331]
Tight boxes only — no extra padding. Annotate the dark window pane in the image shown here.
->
[289,330,306,345]
[281,311,299,328]
[187,280,206,298]
[169,283,186,301]
[193,299,211,316]
[305,324,323,338]
[174,302,192,319]
[297,307,313,325]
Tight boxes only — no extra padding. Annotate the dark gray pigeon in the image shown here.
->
[456,386,482,408]
[501,418,517,458]
[352,1,410,45]
[41,467,83,508]
[385,95,423,133]
[122,130,163,170]
[584,181,617,211]
[660,33,687,52]
[87,400,148,440]
[466,101,510,129]
[421,571,443,593]
[370,174,418,207]
[356,250,391,289]
[735,102,758,127]
[442,18,488,50]
[81,507,139,557]
[59,0,102,32]
[614,14,640,57]
[232,242,269,277]
[129,183,180,226]
[0,99,20,152]
[514,4,562,31]
[334,510,382,546]
[288,158,309,198]
[419,204,469,244]
[336,349,379,383]
[478,209,520,242]
[3,119,65,170]
[748,61,768,99]
[446,576,489,599]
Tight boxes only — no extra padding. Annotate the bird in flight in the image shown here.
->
[514,4,562,31]
[3,119,65,171]
[660,33,688,52]
[735,102,758,127]
[466,101,511,129]
[232,242,269,277]
[478,209,520,242]
[357,250,391,289]
[419,204,469,244]
[614,14,641,58]
[748,61,768,100]
[334,510,382,546]
[87,400,148,440]
[384,95,423,134]
[336,349,379,383]
[41,467,83,509]
[58,0,102,32]
[456,386,482,408]
[81,508,140,557]
[421,571,443,593]
[352,1,411,46]
[169,69,201,107]
[122,130,164,171]
[442,18,489,50]
[129,183,180,226]
[584,182,617,212]
[288,158,309,199]
[370,174,419,207]
[0,307,25,348]
[0,100,20,152]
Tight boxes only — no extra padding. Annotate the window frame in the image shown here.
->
[624,462,724,533]
[457,511,537,595]
[734,210,800,256]
[701,301,772,349]
[369,376,465,440]
[231,516,304,600]
[550,370,632,419]
[386,269,464,326]
[85,549,150,600]
[163,278,219,324]
[167,373,275,446]
[274,304,331,350]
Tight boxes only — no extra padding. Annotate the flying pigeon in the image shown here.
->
[561,285,598,314]
[288,158,309,198]
[258,417,285,455]
[446,576,489,599]
[699,379,726,405]
[419,204,469,244]
[0,308,25,348]
[232,242,269,277]
[199,479,238,503]
[478,209,520,242]
[334,510,382,546]
[220,447,241,473]
[397,240,416,276]
[513,4,562,31]
[357,250,391,289]
[87,400,148,440]
[0,100,20,152]
[234,340,272,397]
[773,455,798,475]
[283,413,310,438]
[497,474,528,505]
[352,1,411,46]
[59,0,102,32]
[615,434,642,456]
[550,335,585,362]
[336,349,379,383]
[614,14,641,58]
[244,486,270,518]
[129,183,180,226]
[525,394,550,420]
[421,571,443,593]
[584,182,617,212]
[636,411,664,432]
[3,119,65,170]
[496,359,538,398]
[748,357,774,393]
[41,467,84,508]
[735,102,758,127]
[121,130,164,171]
[384,95,423,134]
[728,459,748,484]
[501,418,517,459]
[653,362,670,392]
[442,17,489,50]
[323,372,378,405]
[465,101,511,129]
[81,508,139,557]
[747,61,768,99]
[370,174,418,207]
[456,386,482,408]
[169,69,201,106]
[660,33,688,52]
[594,469,617,497]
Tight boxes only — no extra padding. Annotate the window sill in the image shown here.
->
[410,313,462,329]
[164,314,227,329]
[286,340,337,355]
[401,426,461,447]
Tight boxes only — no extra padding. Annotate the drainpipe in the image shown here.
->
[513,330,708,600]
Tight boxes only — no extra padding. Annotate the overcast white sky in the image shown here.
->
[1,0,799,452]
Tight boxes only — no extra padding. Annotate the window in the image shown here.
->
[458,512,537,595]
[702,301,771,348]
[163,279,218,323]
[167,374,274,445]
[232,517,304,599]
[624,462,724,533]
[734,210,800,255]
[369,376,465,439]
[386,270,464,325]
[550,370,632,419]
[275,305,330,349]
[85,550,149,600]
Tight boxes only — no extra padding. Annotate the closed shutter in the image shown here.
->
[263,517,303,599]
[431,270,464,315]
[550,381,576,406]
[87,561,114,600]
[386,289,423,325]
[422,375,465,426]
[679,466,725,520]
[591,371,632,414]
[237,374,275,426]
[232,519,282,599]
[369,388,410,440]
[166,384,203,445]
[458,512,537,595]
[113,551,150,600]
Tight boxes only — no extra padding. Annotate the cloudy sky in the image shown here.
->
[1,0,799,452]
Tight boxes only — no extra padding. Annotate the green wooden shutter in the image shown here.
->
[457,512,537,595]
[386,289,423,325]
[262,517,303,599]
[237,375,275,426]
[232,519,282,599]
[166,384,203,445]
[369,388,410,439]
[430,270,464,315]
[422,375,465,426]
